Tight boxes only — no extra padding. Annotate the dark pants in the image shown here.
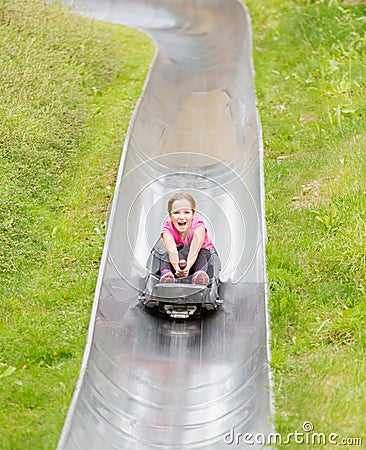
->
[160,246,211,276]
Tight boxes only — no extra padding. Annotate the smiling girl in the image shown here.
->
[160,192,213,285]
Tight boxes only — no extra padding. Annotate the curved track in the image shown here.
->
[57,1,273,448]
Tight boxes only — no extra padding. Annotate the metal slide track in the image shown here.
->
[57,1,273,448]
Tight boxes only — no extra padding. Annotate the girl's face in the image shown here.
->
[169,199,194,236]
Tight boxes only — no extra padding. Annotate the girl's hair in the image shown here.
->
[167,192,196,214]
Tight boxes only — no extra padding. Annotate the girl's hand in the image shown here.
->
[176,267,189,278]
[174,267,188,278]
[173,261,191,278]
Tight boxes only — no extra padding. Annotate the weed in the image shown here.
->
[313,203,343,235]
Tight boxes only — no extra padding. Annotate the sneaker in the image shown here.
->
[192,270,209,286]
[160,271,175,283]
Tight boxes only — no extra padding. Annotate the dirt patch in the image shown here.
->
[291,179,324,208]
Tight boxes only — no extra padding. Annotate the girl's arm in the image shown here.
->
[162,232,180,273]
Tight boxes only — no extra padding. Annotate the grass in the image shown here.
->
[0,1,154,448]
[246,0,366,447]
[0,0,365,449]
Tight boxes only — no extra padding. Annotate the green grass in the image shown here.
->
[247,0,366,447]
[0,0,365,448]
[0,1,154,448]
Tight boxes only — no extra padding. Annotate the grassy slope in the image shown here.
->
[0,1,154,448]
[0,0,365,448]
[247,0,366,447]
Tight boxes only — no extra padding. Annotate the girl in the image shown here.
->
[160,192,213,285]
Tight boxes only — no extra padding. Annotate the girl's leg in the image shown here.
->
[159,249,175,282]
[190,248,211,285]
[160,257,173,274]
[190,248,211,274]
[159,246,211,284]
[159,246,188,281]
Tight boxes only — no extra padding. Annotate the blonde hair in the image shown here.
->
[167,192,196,214]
